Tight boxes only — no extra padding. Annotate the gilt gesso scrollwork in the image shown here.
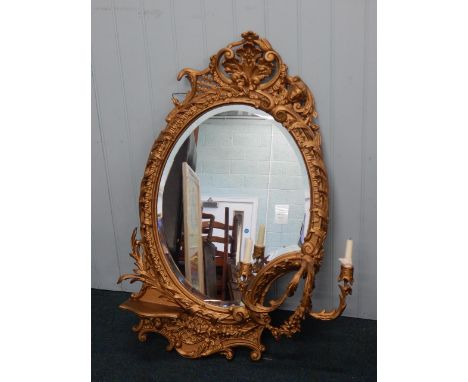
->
[118,31,330,360]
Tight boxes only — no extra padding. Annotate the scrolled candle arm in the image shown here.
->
[310,264,354,321]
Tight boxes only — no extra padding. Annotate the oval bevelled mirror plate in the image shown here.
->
[156,105,310,305]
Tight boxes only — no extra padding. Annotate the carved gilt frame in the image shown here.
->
[118,31,351,361]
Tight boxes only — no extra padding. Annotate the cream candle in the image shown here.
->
[256,224,265,246]
[243,238,253,263]
[339,238,353,268]
[345,239,353,262]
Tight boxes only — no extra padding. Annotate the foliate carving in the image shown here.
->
[132,314,264,360]
[118,228,158,298]
[220,34,276,92]
[119,31,333,360]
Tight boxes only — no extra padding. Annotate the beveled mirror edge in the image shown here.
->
[157,103,311,290]
[118,31,352,361]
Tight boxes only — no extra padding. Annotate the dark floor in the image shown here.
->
[92,289,376,382]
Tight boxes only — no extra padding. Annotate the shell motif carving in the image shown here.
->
[118,31,329,360]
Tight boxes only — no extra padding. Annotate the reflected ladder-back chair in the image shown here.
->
[202,207,238,300]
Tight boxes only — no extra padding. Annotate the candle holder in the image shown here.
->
[236,261,253,293]
[252,244,268,274]
[310,264,354,320]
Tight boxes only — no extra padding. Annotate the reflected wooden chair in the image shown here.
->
[202,208,239,300]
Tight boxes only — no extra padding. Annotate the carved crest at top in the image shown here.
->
[219,31,276,92]
[169,31,316,136]
[211,31,282,92]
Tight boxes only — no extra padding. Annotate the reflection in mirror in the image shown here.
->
[157,105,310,305]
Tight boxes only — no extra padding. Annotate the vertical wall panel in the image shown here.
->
[234,0,266,36]
[92,74,122,290]
[331,0,366,317]
[204,0,235,53]
[357,0,377,319]
[92,0,140,292]
[113,0,155,189]
[265,0,299,75]
[142,0,184,116]
[173,0,207,70]
[91,0,377,319]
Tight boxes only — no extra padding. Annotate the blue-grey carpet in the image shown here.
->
[92,289,376,381]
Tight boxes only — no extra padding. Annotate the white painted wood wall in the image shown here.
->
[92,0,376,319]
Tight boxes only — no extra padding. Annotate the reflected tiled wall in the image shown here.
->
[196,118,309,255]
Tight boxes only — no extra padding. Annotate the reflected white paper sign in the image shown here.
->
[274,204,289,224]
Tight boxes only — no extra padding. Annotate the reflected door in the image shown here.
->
[202,197,257,264]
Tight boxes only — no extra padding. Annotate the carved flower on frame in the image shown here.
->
[222,42,274,92]
[241,31,259,41]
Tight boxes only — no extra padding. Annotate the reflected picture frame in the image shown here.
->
[182,162,205,294]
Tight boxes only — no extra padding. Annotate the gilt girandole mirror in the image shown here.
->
[118,31,354,361]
